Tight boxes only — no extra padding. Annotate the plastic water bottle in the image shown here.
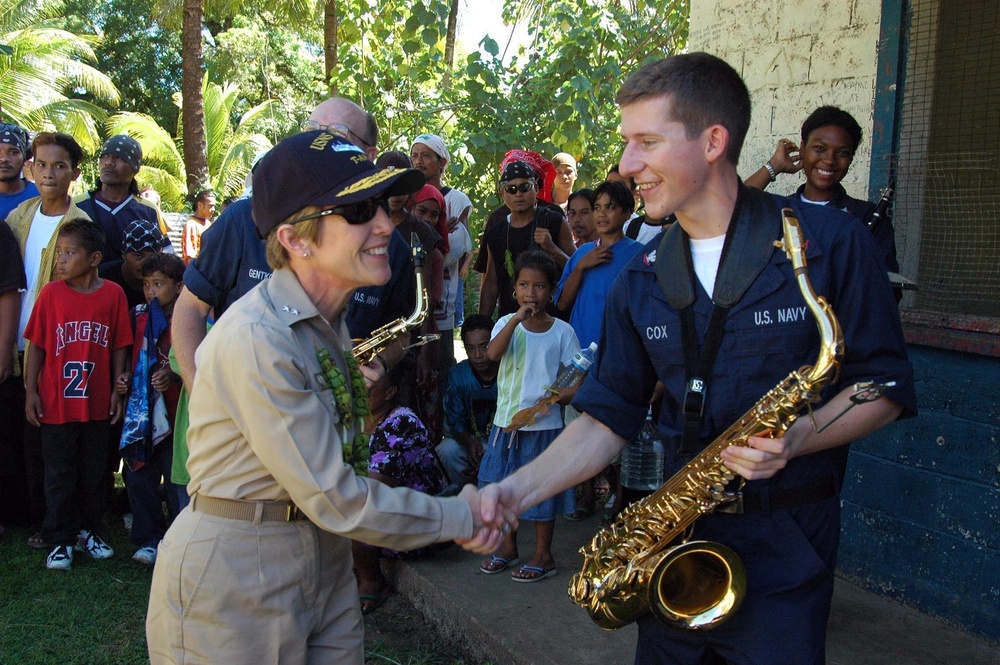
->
[620,408,665,491]
[549,342,598,390]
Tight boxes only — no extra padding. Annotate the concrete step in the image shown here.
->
[385,512,999,664]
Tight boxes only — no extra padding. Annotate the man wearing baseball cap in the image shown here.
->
[145,131,507,664]
[0,122,39,220]
[410,133,473,231]
[99,218,171,310]
[409,134,476,370]
[76,134,174,263]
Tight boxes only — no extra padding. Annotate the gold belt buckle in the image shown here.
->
[285,504,300,521]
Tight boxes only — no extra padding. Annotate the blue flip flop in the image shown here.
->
[511,564,558,583]
[480,555,520,574]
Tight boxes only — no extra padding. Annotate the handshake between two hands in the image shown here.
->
[453,484,520,554]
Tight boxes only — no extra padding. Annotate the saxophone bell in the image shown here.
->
[647,540,746,629]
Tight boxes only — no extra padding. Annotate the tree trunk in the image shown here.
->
[181,0,208,198]
[444,0,460,69]
[324,0,338,97]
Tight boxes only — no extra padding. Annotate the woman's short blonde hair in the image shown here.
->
[265,206,324,269]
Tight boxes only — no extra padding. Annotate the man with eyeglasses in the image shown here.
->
[172,97,414,395]
[0,123,39,221]
[308,108,421,361]
[303,98,379,161]
[478,160,575,317]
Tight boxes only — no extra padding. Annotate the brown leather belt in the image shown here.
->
[191,493,308,522]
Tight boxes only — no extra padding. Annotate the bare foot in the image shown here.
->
[358,579,391,615]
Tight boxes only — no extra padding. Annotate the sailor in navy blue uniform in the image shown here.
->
[477,53,916,665]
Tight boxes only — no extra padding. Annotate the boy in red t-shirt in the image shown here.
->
[24,220,133,570]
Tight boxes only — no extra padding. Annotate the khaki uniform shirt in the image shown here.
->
[186,267,472,549]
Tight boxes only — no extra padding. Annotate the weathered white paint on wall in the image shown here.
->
[689,0,881,199]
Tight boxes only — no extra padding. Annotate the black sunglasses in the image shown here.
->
[503,182,535,195]
[290,198,385,226]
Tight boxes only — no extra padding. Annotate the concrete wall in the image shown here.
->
[839,347,1000,640]
[689,0,881,199]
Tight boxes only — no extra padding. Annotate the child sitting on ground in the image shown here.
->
[23,220,133,570]
[477,250,579,583]
[117,252,186,565]
[352,362,447,615]
[437,314,499,492]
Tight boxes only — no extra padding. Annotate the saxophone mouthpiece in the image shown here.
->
[779,209,805,259]
[410,232,426,269]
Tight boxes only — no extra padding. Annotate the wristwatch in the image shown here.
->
[764,161,777,182]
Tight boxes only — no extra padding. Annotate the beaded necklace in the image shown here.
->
[504,210,540,278]
[316,348,371,476]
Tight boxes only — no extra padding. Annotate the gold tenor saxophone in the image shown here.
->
[353,233,439,364]
[569,208,845,631]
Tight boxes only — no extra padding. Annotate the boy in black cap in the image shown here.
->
[77,134,174,263]
[479,160,575,317]
[99,218,171,310]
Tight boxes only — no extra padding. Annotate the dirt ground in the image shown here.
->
[363,591,474,664]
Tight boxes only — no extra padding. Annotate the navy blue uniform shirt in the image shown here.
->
[345,228,416,339]
[574,190,916,498]
[795,182,899,274]
[183,198,270,318]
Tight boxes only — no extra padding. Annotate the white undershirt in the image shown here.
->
[18,208,63,350]
[689,234,726,299]
[800,194,831,206]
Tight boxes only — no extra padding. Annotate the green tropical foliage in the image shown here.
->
[107,76,274,210]
[61,0,183,132]
[5,0,688,219]
[207,14,326,139]
[335,0,689,220]
[0,0,119,152]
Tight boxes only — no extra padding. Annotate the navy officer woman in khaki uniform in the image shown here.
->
[146,131,509,665]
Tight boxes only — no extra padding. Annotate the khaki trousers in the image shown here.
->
[146,507,363,664]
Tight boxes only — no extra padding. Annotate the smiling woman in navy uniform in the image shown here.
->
[477,53,916,665]
[145,132,506,665]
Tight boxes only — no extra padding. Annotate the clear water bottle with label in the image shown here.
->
[620,408,665,491]
[548,342,598,391]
